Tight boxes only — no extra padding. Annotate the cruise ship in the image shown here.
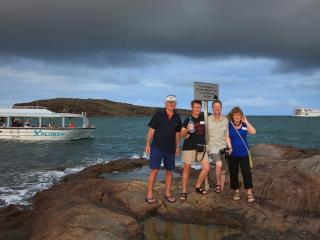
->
[293,107,320,117]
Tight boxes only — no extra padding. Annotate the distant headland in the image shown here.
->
[14,98,191,116]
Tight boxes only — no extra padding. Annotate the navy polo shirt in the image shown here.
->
[148,109,182,154]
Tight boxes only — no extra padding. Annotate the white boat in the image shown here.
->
[293,107,320,117]
[0,106,95,141]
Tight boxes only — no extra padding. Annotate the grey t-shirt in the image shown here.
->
[207,115,229,154]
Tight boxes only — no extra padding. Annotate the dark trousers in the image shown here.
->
[228,155,253,190]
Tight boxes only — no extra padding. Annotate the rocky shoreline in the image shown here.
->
[0,144,320,239]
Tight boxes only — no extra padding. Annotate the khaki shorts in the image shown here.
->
[209,153,228,170]
[182,150,209,165]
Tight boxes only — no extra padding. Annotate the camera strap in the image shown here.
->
[230,122,253,168]
[195,144,206,162]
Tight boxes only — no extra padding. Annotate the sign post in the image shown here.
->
[194,82,219,190]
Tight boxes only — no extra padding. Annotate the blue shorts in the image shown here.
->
[150,147,175,171]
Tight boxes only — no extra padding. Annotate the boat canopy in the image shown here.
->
[0,107,85,118]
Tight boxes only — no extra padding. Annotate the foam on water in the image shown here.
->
[0,158,110,207]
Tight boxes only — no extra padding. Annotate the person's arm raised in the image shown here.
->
[180,118,193,139]
[180,127,189,137]
[242,116,256,135]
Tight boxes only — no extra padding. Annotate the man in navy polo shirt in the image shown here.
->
[145,95,182,204]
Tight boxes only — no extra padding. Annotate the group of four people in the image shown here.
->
[145,95,256,204]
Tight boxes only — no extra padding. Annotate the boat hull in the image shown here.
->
[293,115,320,117]
[293,108,320,117]
[0,128,95,141]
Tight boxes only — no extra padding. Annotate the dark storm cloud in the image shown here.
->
[0,0,319,71]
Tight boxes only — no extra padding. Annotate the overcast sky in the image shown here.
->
[0,0,319,115]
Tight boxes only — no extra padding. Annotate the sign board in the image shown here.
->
[194,82,219,101]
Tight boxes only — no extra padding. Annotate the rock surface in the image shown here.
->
[0,144,320,239]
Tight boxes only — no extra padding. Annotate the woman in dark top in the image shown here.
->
[228,106,256,203]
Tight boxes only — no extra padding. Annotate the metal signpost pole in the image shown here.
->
[203,100,209,190]
[203,100,209,143]
[194,82,219,191]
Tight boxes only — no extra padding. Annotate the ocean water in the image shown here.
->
[0,116,319,207]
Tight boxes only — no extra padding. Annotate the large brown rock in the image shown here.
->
[30,203,141,240]
[0,158,149,240]
[251,144,320,160]
[1,145,320,239]
[254,146,320,217]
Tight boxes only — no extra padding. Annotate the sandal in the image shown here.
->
[215,185,222,193]
[247,194,255,203]
[179,192,188,201]
[233,191,241,201]
[194,187,207,195]
[165,195,176,203]
[145,197,157,204]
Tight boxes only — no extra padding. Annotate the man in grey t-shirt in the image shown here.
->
[207,100,232,193]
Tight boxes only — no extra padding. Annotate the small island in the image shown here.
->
[14,98,191,116]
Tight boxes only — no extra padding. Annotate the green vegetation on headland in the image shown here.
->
[14,98,191,116]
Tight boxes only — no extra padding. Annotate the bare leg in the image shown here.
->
[221,170,226,190]
[165,170,173,197]
[215,160,222,186]
[147,169,159,198]
[182,164,191,193]
[195,160,210,188]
